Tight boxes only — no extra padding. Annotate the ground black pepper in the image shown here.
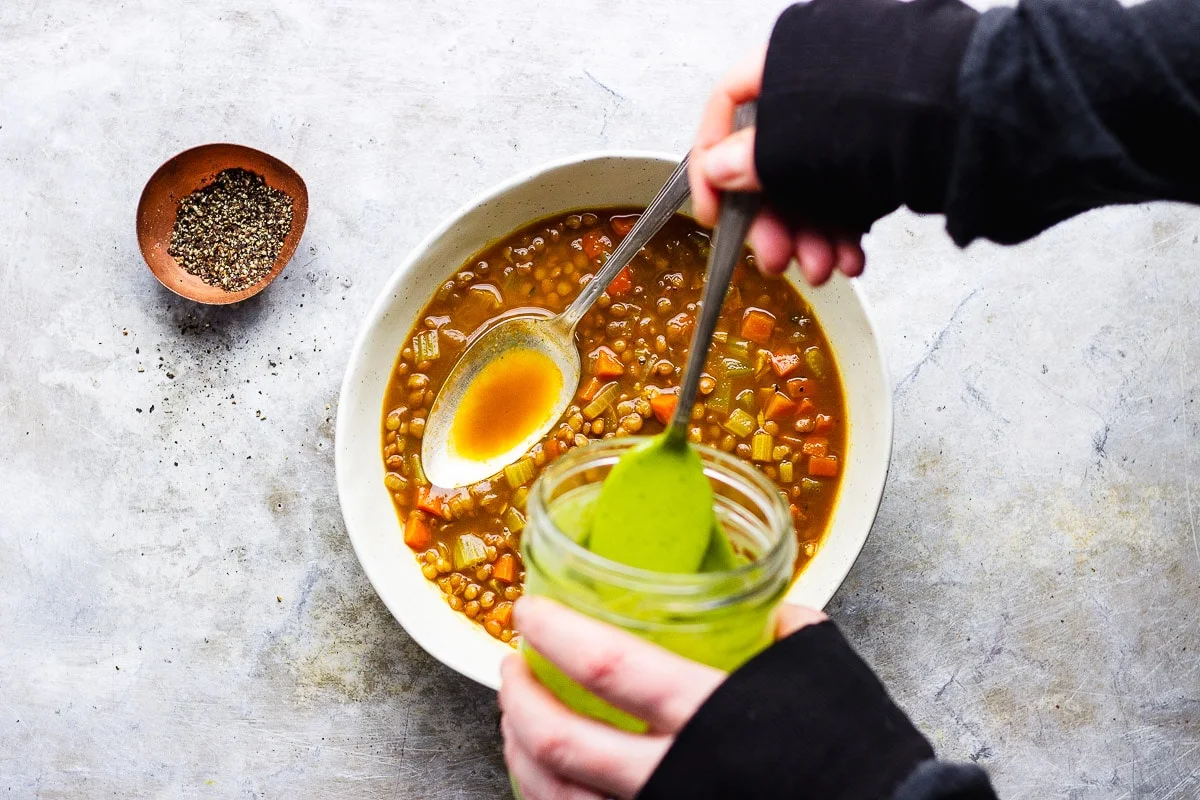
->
[168,168,293,292]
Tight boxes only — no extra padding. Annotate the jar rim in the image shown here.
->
[525,437,795,598]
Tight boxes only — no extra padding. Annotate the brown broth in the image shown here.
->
[381,209,847,644]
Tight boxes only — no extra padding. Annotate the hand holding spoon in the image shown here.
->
[422,157,694,489]
[588,104,761,573]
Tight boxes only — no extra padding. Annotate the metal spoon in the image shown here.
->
[583,103,759,573]
[665,103,759,443]
[422,156,694,488]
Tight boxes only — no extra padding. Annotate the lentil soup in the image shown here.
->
[380,209,847,644]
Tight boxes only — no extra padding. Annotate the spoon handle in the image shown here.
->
[668,103,760,437]
[558,155,693,330]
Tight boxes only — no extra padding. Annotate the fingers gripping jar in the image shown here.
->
[520,438,796,732]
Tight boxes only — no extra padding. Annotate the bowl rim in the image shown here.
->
[336,149,892,688]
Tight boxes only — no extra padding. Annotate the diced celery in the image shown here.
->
[582,382,620,420]
[448,491,475,520]
[504,457,536,488]
[751,431,773,462]
[779,460,795,482]
[726,337,752,359]
[453,533,488,570]
[413,329,440,362]
[409,453,428,486]
[801,477,822,494]
[723,408,756,438]
[707,380,732,415]
[755,349,772,378]
[736,389,757,412]
[511,486,529,510]
[720,355,753,378]
[503,506,526,533]
[804,347,827,380]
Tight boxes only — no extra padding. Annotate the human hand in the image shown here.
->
[498,596,828,800]
[688,48,866,285]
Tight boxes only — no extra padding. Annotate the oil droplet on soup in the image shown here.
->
[450,348,563,461]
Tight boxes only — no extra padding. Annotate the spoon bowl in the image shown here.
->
[422,313,582,488]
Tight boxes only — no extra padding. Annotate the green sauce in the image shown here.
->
[584,435,724,573]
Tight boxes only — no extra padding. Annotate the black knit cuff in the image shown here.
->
[638,621,934,800]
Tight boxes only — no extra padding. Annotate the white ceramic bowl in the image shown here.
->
[336,152,892,690]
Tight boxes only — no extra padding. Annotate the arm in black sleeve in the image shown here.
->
[637,621,997,800]
[754,0,1200,247]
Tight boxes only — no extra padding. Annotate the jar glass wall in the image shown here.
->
[520,437,795,731]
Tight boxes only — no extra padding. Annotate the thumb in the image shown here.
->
[701,127,761,192]
[776,604,828,638]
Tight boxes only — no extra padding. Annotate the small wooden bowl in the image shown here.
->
[136,143,309,304]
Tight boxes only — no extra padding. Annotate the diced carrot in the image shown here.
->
[543,438,561,459]
[757,386,776,408]
[491,601,514,626]
[650,391,679,425]
[403,512,432,550]
[785,377,810,399]
[770,352,802,378]
[798,397,816,415]
[801,437,829,457]
[808,455,839,477]
[494,554,517,584]
[579,376,603,403]
[814,413,835,433]
[740,308,776,345]
[608,266,634,296]
[416,485,450,519]
[765,392,798,421]
[592,346,625,378]
[610,215,638,237]
[581,230,613,259]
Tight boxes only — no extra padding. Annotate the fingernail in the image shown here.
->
[704,141,742,182]
[511,595,531,626]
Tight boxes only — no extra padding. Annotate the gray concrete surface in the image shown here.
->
[2,1,1196,797]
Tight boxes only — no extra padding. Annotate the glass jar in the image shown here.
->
[520,437,795,732]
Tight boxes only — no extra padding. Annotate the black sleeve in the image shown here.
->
[637,621,997,800]
[755,0,979,237]
[754,0,1200,247]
